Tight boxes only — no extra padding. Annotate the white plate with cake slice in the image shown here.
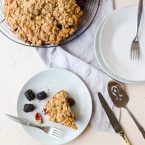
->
[17,68,92,145]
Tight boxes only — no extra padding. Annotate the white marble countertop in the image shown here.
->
[0,1,145,145]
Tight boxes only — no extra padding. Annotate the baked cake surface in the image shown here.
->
[44,90,77,130]
[3,0,83,46]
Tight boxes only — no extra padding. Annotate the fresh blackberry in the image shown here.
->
[24,89,35,101]
[37,91,47,100]
[23,104,35,113]
[67,97,75,106]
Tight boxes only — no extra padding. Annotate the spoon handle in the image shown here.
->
[125,106,145,139]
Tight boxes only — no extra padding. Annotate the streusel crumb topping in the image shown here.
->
[3,0,83,46]
[44,90,77,130]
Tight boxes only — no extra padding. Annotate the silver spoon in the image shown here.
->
[108,81,145,139]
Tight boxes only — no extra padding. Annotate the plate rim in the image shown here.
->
[17,68,92,145]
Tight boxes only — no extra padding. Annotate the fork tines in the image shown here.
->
[49,127,64,139]
[130,40,140,60]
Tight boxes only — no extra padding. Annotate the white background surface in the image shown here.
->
[1,1,145,145]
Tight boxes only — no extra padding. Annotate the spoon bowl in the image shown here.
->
[108,81,129,108]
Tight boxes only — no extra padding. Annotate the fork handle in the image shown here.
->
[112,0,116,10]
[125,106,145,139]
[12,116,42,129]
[136,0,143,35]
[6,114,43,130]
[20,119,42,129]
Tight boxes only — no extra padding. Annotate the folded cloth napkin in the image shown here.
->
[36,0,120,132]
[37,46,120,132]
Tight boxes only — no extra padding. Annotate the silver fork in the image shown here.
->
[6,114,64,139]
[130,0,143,60]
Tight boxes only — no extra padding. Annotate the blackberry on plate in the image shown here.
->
[67,97,75,106]
[24,89,35,101]
[37,91,47,100]
[23,104,35,113]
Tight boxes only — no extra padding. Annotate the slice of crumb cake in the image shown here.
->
[43,90,77,130]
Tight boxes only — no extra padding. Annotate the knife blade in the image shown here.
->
[98,92,132,145]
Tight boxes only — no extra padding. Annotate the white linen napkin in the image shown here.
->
[37,0,120,132]
[36,46,120,132]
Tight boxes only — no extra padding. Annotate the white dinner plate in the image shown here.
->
[17,68,92,145]
[100,6,145,82]
[94,18,135,84]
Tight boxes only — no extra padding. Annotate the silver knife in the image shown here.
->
[98,92,132,145]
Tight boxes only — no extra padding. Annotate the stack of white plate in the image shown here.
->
[94,6,145,84]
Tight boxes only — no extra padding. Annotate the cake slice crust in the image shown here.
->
[44,90,77,130]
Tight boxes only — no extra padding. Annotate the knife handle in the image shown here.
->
[120,133,132,145]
